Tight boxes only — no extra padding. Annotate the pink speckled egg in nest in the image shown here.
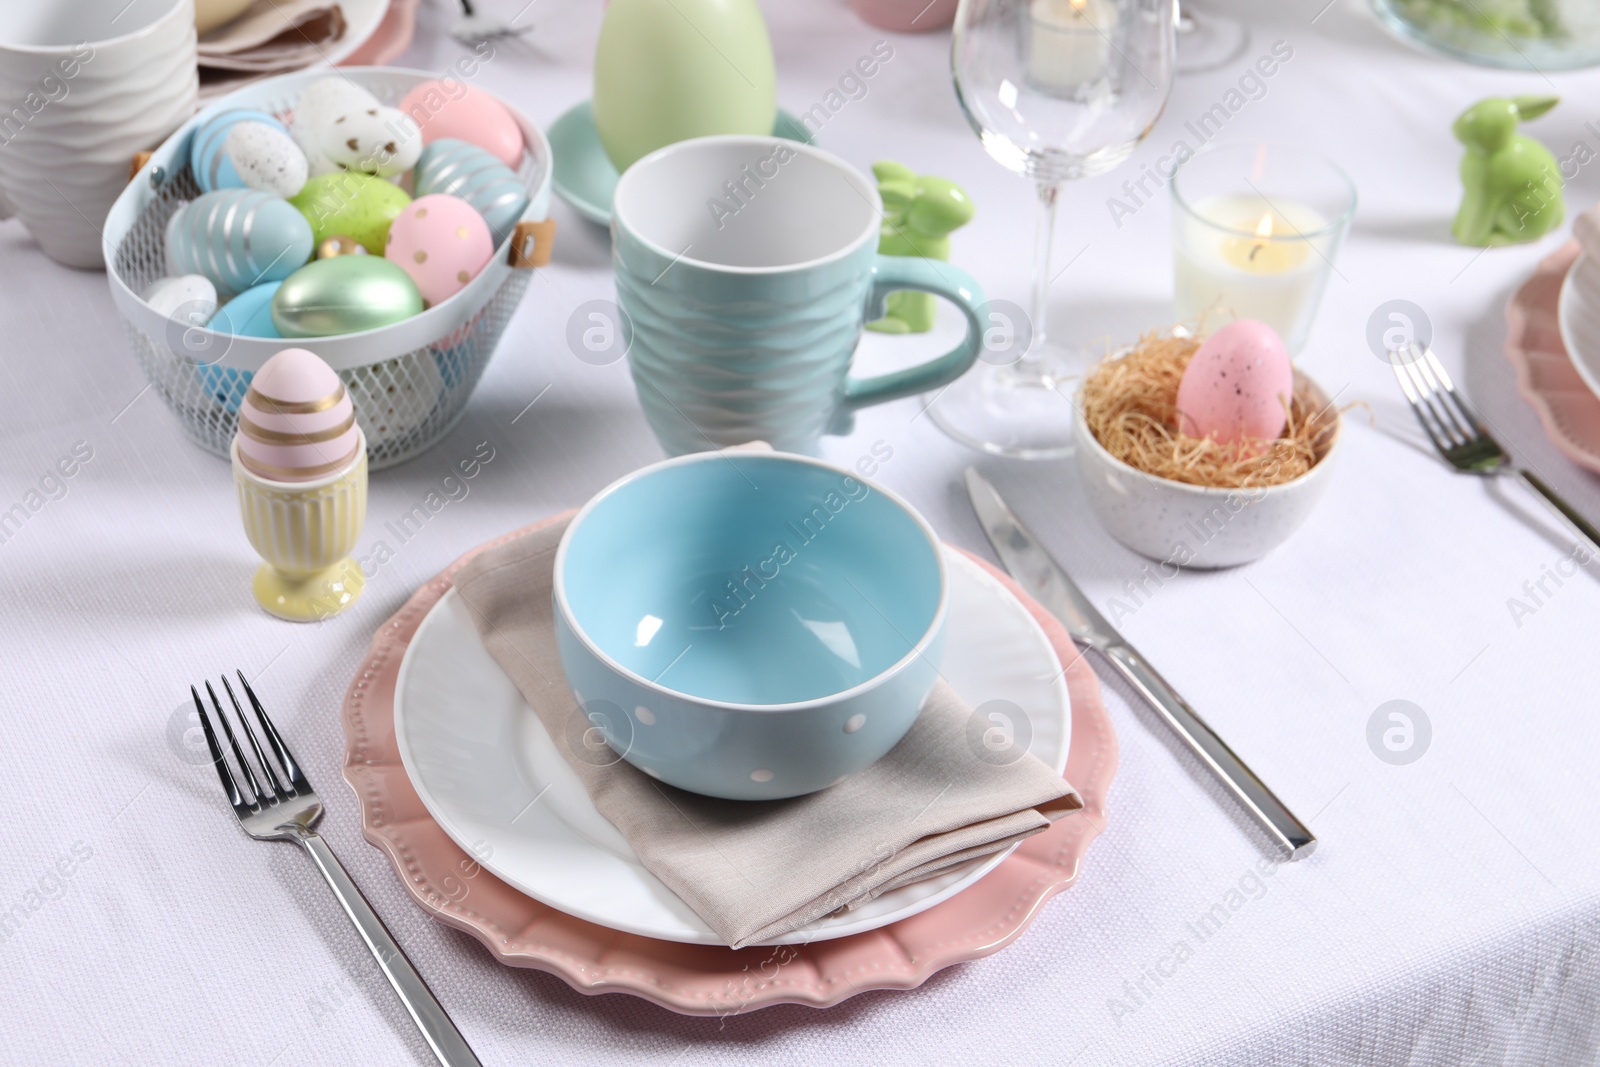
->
[1175,319,1294,454]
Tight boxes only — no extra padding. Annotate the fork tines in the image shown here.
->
[191,672,307,815]
[1389,344,1502,464]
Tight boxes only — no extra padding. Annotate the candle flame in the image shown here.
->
[1069,0,1088,9]
[1253,212,1275,239]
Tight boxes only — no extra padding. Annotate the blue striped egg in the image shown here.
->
[190,108,291,193]
[414,138,529,246]
[165,189,314,295]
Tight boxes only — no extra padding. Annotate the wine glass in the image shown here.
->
[931,0,1174,458]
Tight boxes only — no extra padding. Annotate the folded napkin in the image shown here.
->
[452,514,1082,948]
[198,0,346,82]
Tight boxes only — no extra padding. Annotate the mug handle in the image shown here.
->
[842,255,987,410]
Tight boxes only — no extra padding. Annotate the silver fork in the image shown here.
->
[1390,344,1600,551]
[193,673,482,1067]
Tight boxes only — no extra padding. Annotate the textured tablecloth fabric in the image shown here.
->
[3,1,1600,1064]
[451,514,1081,948]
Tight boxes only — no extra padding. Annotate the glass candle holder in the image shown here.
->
[1171,142,1355,354]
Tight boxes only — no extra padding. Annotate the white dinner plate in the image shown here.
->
[393,546,1071,946]
[1557,250,1600,402]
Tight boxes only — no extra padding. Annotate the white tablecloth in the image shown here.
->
[4,1,1600,1063]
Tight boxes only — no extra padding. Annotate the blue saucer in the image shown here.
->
[548,100,813,226]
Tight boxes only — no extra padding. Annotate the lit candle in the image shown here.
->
[1027,0,1118,94]
[1173,194,1329,353]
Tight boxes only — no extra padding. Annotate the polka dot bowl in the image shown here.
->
[552,450,947,800]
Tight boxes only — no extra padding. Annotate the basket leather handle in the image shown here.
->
[509,218,556,269]
[129,151,153,183]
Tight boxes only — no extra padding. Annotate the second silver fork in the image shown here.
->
[1391,344,1600,551]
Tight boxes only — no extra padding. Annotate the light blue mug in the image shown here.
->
[612,135,988,455]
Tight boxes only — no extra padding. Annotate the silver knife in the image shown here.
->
[964,468,1316,860]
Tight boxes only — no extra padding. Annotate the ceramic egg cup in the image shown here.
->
[1073,370,1341,569]
[232,430,368,622]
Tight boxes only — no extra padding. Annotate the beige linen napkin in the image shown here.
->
[452,515,1082,949]
[198,0,347,72]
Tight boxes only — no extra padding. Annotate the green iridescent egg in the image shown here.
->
[270,256,424,337]
[289,172,412,255]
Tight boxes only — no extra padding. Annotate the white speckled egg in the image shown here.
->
[234,347,361,482]
[166,189,315,295]
[291,77,383,177]
[414,138,530,245]
[345,352,444,451]
[143,274,218,324]
[191,108,290,192]
[318,105,422,178]
[385,195,493,306]
[223,120,308,198]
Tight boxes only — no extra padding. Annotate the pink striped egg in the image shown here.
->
[234,348,361,482]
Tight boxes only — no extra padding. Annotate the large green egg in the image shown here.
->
[270,256,424,337]
[593,0,776,173]
[289,172,412,254]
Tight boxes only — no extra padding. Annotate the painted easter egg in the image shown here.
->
[166,189,314,294]
[398,81,523,167]
[384,195,493,307]
[234,347,362,482]
[208,281,283,337]
[414,138,529,245]
[190,108,291,192]
[593,0,776,173]
[270,256,424,338]
[347,352,445,449]
[1176,320,1294,450]
[143,274,218,323]
[291,77,383,176]
[222,120,308,198]
[316,234,369,259]
[290,172,412,255]
[316,104,422,178]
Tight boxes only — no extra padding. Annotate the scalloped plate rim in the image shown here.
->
[1507,239,1600,474]
[340,513,1117,1014]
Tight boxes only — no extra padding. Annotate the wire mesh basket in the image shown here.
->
[103,67,554,470]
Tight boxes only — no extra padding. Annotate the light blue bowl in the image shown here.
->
[553,451,946,800]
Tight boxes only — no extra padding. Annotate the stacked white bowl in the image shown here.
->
[0,0,198,268]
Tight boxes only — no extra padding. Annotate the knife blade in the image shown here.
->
[964,467,1316,860]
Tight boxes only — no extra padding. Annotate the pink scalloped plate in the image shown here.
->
[340,513,1117,1015]
[1506,240,1600,474]
[339,0,418,67]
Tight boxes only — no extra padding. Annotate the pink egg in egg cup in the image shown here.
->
[231,347,368,621]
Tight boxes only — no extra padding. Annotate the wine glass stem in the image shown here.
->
[1023,180,1061,375]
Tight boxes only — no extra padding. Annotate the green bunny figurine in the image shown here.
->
[1452,94,1564,247]
[867,161,976,334]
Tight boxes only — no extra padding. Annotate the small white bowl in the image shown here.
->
[1073,369,1341,568]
